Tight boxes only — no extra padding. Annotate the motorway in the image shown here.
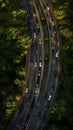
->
[25,1,60,130]
[7,0,60,130]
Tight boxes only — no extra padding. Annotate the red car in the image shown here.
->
[31,79,35,85]
[45,103,49,111]
[29,108,32,115]
[43,93,47,99]
[26,99,31,106]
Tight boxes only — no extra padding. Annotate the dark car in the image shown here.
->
[43,93,47,99]
[37,111,41,118]
[45,103,49,111]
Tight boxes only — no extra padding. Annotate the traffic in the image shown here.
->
[7,0,60,130]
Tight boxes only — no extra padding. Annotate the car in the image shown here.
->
[33,13,36,17]
[37,111,41,118]
[37,76,40,84]
[39,62,42,67]
[23,114,30,128]
[33,32,36,38]
[48,94,52,101]
[55,57,58,63]
[41,113,46,123]
[37,23,40,32]
[34,87,39,95]
[31,79,35,85]
[16,125,20,129]
[38,71,41,76]
[22,122,27,129]
[29,108,32,115]
[47,6,50,10]
[54,30,57,34]
[39,66,41,71]
[34,89,39,97]
[26,99,31,106]
[45,103,49,111]
[56,52,58,58]
[36,84,39,87]
[25,87,29,94]
[37,23,39,29]
[51,21,55,26]
[38,38,42,45]
[37,101,40,106]
[34,62,37,67]
[43,93,47,99]
[38,67,41,72]
[51,88,54,93]
[30,98,35,108]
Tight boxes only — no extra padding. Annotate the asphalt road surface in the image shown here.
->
[7,0,60,130]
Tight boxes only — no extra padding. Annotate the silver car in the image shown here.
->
[34,62,37,67]
[48,94,52,101]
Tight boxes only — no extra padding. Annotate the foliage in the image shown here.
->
[0,0,30,129]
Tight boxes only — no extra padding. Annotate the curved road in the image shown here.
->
[7,0,60,130]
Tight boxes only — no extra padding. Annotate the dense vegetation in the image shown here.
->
[43,0,73,130]
[0,0,73,129]
[0,0,30,129]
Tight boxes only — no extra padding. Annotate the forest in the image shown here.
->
[43,0,73,130]
[0,0,73,130]
[0,0,30,129]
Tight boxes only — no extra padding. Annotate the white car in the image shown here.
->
[39,62,42,67]
[38,38,42,45]
[48,94,52,101]
[34,62,37,67]
[47,6,50,10]
[25,87,29,94]
[56,52,58,58]
[33,32,36,38]
[37,23,39,29]
[34,87,39,96]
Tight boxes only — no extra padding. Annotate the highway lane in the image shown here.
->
[15,23,41,130]
[14,44,37,129]
[15,1,44,130]
[27,0,44,101]
[25,1,51,130]
[7,50,37,129]
[28,51,59,130]
[18,0,44,129]
[33,0,60,129]
[41,0,60,50]
[26,64,54,130]
[31,51,57,130]
[38,0,60,93]
[26,41,54,130]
